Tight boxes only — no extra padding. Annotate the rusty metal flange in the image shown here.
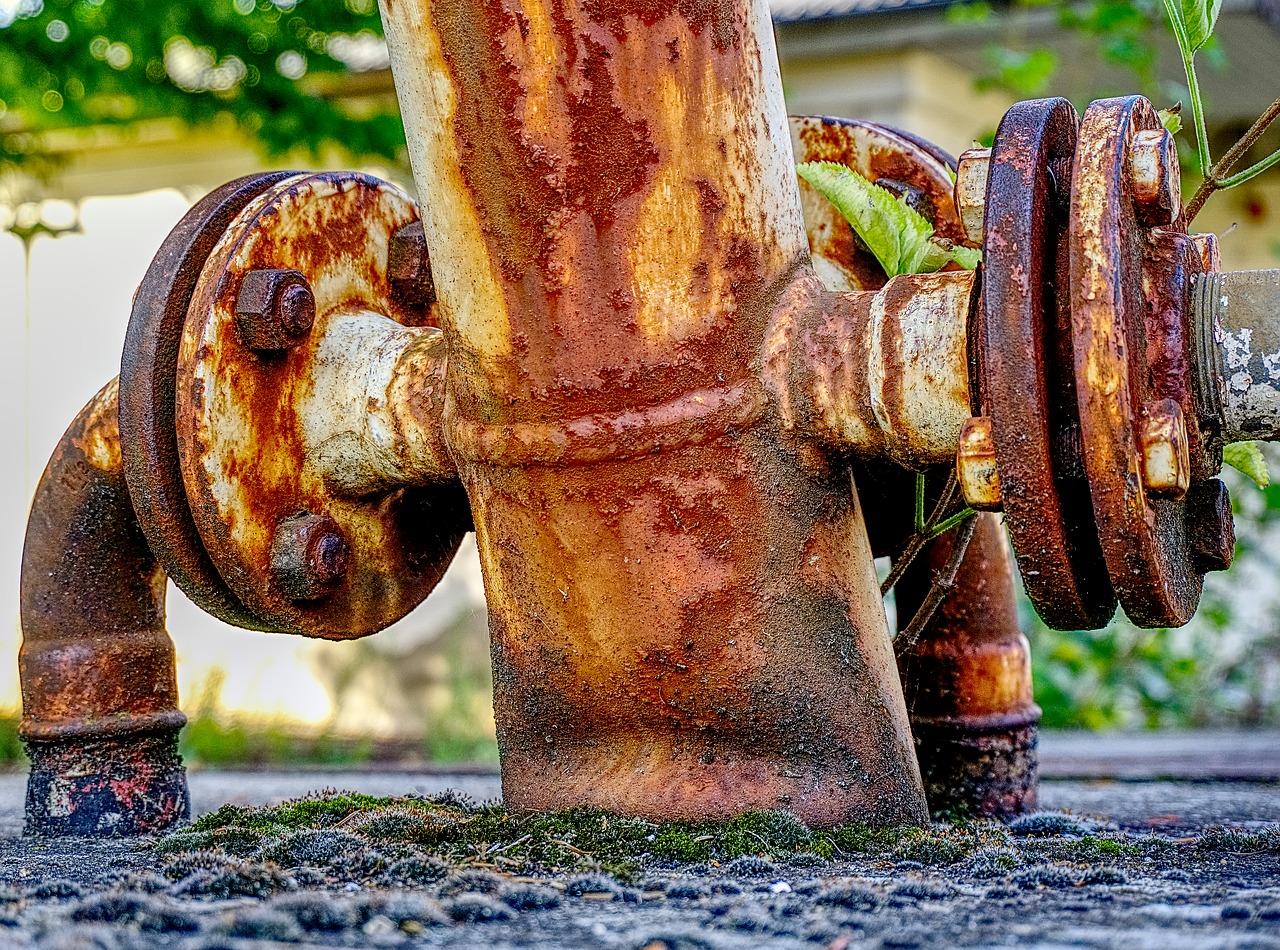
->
[121,172,299,631]
[1069,96,1222,627]
[174,172,468,638]
[979,97,1117,630]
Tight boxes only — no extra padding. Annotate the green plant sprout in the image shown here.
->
[796,162,982,276]
[1161,0,1280,220]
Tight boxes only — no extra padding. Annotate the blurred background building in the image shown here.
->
[3,0,1279,762]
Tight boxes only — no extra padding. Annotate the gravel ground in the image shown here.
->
[0,735,1276,949]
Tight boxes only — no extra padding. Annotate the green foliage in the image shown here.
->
[177,792,857,879]
[795,161,980,277]
[1173,0,1221,52]
[0,714,25,766]
[1158,106,1183,134]
[172,792,1177,886]
[0,0,403,175]
[1196,825,1280,853]
[979,46,1058,97]
[1224,441,1270,488]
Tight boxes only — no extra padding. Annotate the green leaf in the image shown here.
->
[796,161,983,276]
[1224,441,1269,488]
[946,243,983,270]
[1158,106,1183,134]
[797,161,925,276]
[1179,0,1221,50]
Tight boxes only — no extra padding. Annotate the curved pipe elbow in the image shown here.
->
[19,378,189,835]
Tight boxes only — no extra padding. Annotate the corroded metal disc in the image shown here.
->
[175,172,468,638]
[120,172,299,631]
[979,97,1117,631]
[1069,97,1212,627]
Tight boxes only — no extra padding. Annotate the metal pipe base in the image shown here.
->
[910,715,1039,819]
[23,730,189,837]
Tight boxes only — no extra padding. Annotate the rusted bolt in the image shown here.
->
[956,415,1001,511]
[954,147,991,245]
[1138,399,1191,497]
[387,220,435,308]
[1189,232,1221,273]
[1187,478,1235,573]
[235,269,315,353]
[270,513,351,601]
[1128,129,1181,227]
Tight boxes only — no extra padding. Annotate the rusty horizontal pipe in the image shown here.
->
[380,0,927,825]
[1195,269,1280,444]
[20,379,189,835]
[765,270,976,469]
[302,316,456,496]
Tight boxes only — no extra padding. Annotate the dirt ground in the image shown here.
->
[0,732,1276,949]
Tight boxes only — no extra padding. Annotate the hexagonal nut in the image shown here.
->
[1128,128,1181,227]
[236,268,315,353]
[271,513,351,602]
[1187,478,1234,573]
[387,220,435,308]
[954,147,991,246]
[956,415,1001,511]
[1138,399,1191,497]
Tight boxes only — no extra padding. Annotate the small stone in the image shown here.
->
[444,893,515,923]
[500,882,561,910]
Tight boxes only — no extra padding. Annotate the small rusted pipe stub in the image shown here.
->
[303,317,457,496]
[21,379,189,835]
[770,271,977,469]
[381,0,927,825]
[896,515,1040,819]
[1197,269,1280,443]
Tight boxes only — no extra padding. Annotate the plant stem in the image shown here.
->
[1160,0,1212,177]
[894,513,979,655]
[1186,95,1280,222]
[880,474,963,595]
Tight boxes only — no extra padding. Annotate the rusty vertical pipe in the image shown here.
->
[895,514,1040,818]
[20,380,189,835]
[380,0,926,824]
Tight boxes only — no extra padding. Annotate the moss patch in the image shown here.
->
[159,792,1195,885]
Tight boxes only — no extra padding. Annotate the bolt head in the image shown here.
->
[1189,232,1221,273]
[956,415,1002,511]
[1138,399,1191,497]
[387,220,435,308]
[1128,129,1181,227]
[1187,478,1234,573]
[954,147,991,246]
[235,269,315,353]
[271,513,351,602]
